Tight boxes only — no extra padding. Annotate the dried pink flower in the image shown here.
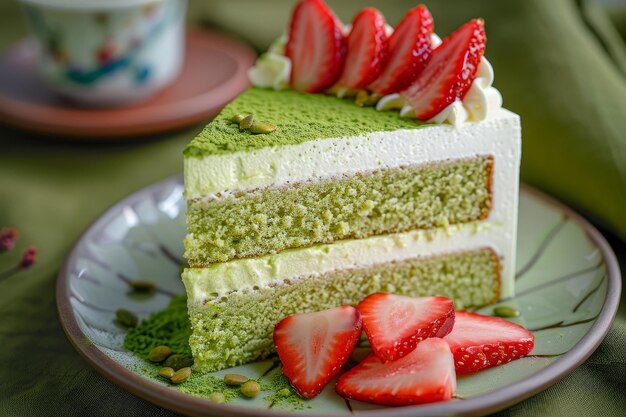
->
[0,228,18,252]
[18,246,37,269]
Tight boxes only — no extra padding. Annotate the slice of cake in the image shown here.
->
[182,1,521,373]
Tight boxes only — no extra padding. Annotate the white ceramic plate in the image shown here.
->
[57,176,621,417]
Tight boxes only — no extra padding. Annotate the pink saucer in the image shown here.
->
[0,30,256,139]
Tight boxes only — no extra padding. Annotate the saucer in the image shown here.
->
[0,30,256,139]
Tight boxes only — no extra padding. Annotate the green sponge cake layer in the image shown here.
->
[185,156,493,266]
[183,248,500,372]
[184,88,426,158]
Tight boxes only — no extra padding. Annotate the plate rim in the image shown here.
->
[56,176,622,417]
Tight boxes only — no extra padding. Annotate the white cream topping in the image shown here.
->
[427,101,469,126]
[247,35,291,90]
[430,33,443,48]
[462,59,503,120]
[428,57,503,126]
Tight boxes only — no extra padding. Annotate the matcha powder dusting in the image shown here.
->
[124,295,192,359]
[262,369,306,410]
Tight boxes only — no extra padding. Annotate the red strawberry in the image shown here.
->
[357,293,454,361]
[367,5,434,95]
[285,0,346,93]
[444,310,534,375]
[336,337,456,406]
[401,19,486,120]
[337,7,388,89]
[274,306,362,398]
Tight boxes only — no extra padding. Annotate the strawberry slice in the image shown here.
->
[444,310,534,375]
[274,306,362,398]
[367,5,434,95]
[337,7,388,89]
[285,0,346,93]
[357,293,454,361]
[336,338,456,406]
[401,19,486,120]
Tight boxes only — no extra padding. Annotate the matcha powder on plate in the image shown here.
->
[123,296,241,403]
[123,294,307,408]
[124,295,192,359]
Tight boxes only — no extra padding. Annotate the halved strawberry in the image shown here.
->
[444,310,534,375]
[336,337,456,406]
[357,293,454,361]
[401,19,486,120]
[274,306,362,398]
[285,0,346,93]
[367,5,434,95]
[337,7,388,89]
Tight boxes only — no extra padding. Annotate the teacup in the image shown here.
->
[19,0,187,107]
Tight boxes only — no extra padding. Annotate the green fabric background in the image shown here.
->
[1,0,625,416]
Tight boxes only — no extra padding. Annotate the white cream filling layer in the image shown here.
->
[183,220,510,304]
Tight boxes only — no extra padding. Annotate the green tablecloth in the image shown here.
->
[1,0,625,416]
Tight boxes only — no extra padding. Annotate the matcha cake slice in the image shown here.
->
[182,0,522,374]
[182,88,521,372]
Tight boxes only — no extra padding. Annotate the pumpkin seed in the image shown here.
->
[159,367,175,379]
[367,93,382,105]
[493,306,520,318]
[163,354,194,370]
[115,309,138,328]
[231,114,245,123]
[240,380,261,398]
[224,373,248,386]
[171,367,192,384]
[250,121,277,134]
[148,345,172,362]
[239,114,254,130]
[355,90,368,106]
[355,90,381,106]
[208,392,226,403]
